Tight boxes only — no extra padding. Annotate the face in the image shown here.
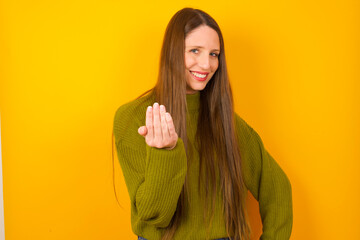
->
[184,25,220,94]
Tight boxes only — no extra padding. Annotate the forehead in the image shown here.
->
[185,25,220,49]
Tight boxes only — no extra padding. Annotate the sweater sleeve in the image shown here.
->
[113,105,187,228]
[235,115,293,239]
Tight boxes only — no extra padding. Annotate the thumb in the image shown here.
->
[138,126,147,136]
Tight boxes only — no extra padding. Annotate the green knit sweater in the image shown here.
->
[113,91,292,240]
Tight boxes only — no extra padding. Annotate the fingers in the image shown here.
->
[145,106,153,139]
[152,103,162,141]
[160,104,170,139]
[143,102,177,149]
[165,112,176,138]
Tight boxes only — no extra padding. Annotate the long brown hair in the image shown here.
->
[152,8,251,240]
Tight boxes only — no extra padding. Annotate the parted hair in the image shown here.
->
[149,8,251,240]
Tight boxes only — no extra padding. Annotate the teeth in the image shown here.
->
[191,71,207,78]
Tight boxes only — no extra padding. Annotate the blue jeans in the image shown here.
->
[138,237,231,240]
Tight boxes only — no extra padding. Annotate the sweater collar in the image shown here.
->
[186,92,200,111]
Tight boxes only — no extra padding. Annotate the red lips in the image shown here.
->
[190,71,209,81]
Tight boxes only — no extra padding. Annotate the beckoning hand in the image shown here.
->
[138,102,178,150]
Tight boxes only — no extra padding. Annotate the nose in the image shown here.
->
[198,53,210,70]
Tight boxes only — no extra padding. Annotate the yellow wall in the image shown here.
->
[0,0,359,239]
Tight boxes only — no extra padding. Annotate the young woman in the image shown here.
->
[113,8,292,240]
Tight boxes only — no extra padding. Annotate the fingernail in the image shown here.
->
[160,105,165,111]
[147,106,152,111]
[154,102,159,107]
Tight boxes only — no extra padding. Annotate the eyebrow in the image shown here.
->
[186,46,220,52]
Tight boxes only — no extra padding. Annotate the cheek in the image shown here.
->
[211,60,219,72]
[184,54,195,69]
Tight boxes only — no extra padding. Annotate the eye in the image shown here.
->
[190,49,199,54]
[210,52,219,57]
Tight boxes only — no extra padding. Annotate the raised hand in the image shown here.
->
[138,102,178,150]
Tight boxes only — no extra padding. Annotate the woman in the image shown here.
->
[113,8,292,240]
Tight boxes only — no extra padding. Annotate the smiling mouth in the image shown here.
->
[190,71,208,79]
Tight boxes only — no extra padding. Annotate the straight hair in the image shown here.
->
[151,8,251,240]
